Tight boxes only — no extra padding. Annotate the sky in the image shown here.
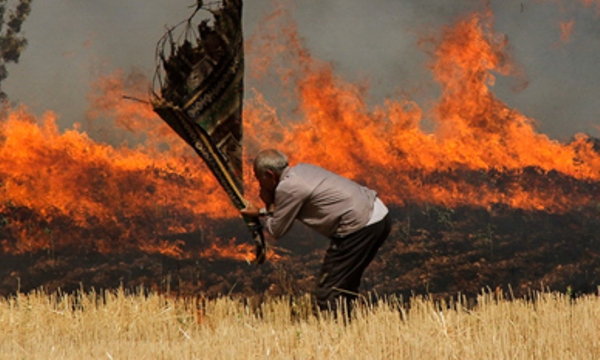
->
[3,0,600,142]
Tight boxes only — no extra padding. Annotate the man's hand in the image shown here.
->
[240,201,261,218]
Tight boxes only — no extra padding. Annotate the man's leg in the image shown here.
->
[316,214,391,314]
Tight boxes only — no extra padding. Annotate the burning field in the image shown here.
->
[1,5,599,300]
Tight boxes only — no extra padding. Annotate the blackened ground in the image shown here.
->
[1,203,599,300]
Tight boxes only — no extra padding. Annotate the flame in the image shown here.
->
[1,6,599,261]
[245,7,599,212]
[580,0,600,9]
[198,237,281,262]
[559,20,575,43]
[0,106,244,259]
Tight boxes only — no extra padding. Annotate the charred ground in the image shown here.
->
[1,195,599,300]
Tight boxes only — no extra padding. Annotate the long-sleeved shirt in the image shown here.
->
[265,163,379,239]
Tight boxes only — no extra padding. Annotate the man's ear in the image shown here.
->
[265,170,276,181]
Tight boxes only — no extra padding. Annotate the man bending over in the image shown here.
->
[241,149,391,314]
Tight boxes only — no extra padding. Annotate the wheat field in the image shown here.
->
[0,286,599,359]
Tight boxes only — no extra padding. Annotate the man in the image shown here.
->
[241,149,391,314]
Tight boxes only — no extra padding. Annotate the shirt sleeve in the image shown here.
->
[265,181,308,239]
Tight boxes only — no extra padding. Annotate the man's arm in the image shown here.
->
[259,186,275,209]
[241,183,306,239]
[263,184,307,239]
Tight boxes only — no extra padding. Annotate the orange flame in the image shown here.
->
[580,0,600,10]
[245,8,600,212]
[0,106,243,259]
[559,20,574,43]
[198,237,281,262]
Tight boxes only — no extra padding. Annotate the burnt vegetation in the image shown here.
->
[1,164,599,301]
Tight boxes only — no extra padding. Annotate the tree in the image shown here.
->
[0,0,32,100]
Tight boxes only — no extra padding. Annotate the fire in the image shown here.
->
[198,237,280,263]
[559,20,574,43]
[1,6,599,261]
[0,106,242,258]
[580,0,600,9]
[245,7,599,212]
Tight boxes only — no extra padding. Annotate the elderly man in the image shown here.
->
[241,149,391,314]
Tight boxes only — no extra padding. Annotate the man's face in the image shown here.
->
[254,166,277,193]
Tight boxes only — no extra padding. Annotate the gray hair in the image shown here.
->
[254,149,289,178]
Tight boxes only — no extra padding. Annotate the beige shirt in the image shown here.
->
[265,163,379,239]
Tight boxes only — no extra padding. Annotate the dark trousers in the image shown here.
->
[316,214,391,314]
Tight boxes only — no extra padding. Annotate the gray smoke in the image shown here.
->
[1,1,599,141]
[0,0,32,100]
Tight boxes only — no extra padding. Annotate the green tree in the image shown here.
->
[0,0,32,100]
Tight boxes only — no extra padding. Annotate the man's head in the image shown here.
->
[253,149,289,192]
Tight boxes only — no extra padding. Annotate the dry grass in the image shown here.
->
[0,287,599,359]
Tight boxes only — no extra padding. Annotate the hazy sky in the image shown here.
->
[3,0,600,141]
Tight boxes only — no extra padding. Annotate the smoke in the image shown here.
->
[0,1,598,140]
[0,0,32,101]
